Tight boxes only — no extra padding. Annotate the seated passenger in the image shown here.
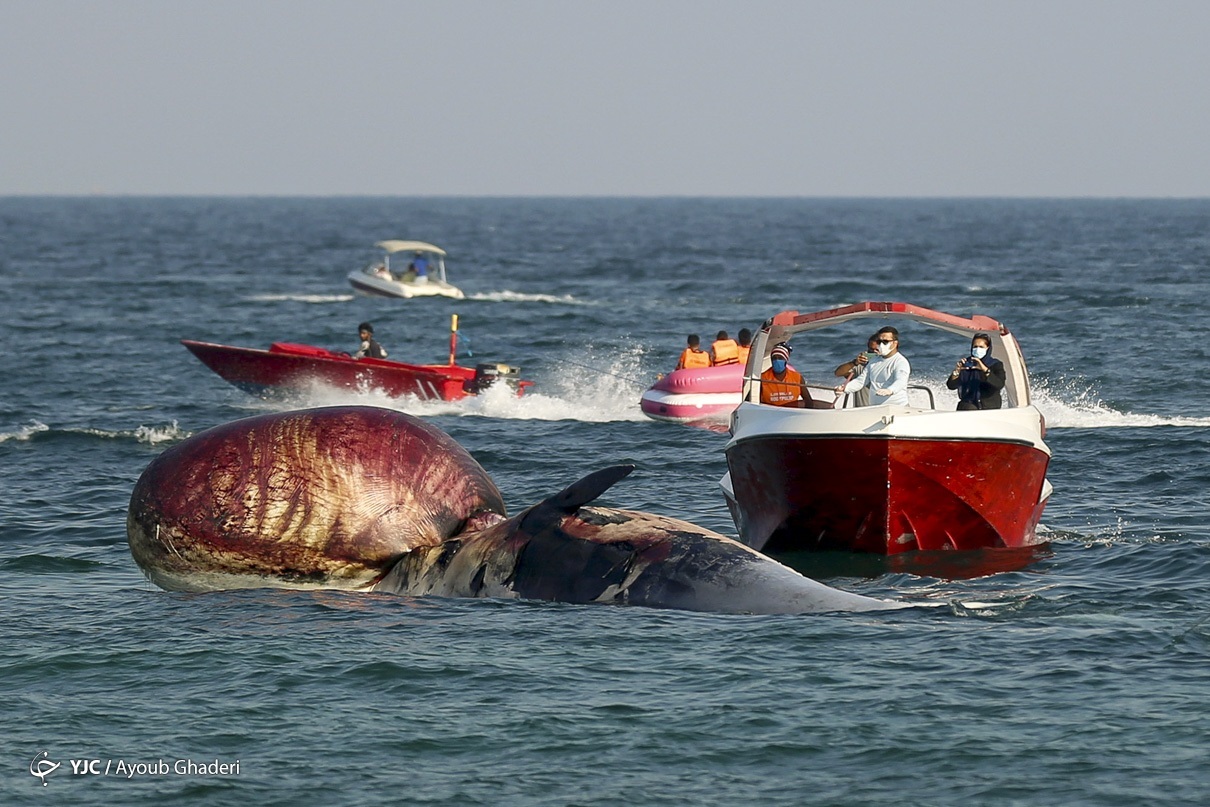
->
[947,332,1006,410]
[675,334,711,370]
[835,327,910,406]
[710,330,740,366]
[410,252,429,284]
[736,328,753,366]
[760,343,811,407]
[833,334,880,407]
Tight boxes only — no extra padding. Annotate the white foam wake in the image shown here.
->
[236,350,1208,429]
[1030,379,1210,429]
[260,345,652,423]
[246,293,355,303]
[467,290,588,305]
[274,375,647,423]
[910,376,1210,429]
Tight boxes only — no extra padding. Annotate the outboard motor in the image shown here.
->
[467,363,523,394]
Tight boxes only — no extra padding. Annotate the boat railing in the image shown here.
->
[833,383,936,410]
[908,385,935,409]
[742,377,936,410]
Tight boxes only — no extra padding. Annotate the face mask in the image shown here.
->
[971,346,988,359]
[771,359,787,373]
[876,343,893,357]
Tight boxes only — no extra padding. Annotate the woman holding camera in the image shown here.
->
[947,332,1006,410]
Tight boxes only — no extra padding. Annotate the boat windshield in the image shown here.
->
[743,303,1033,410]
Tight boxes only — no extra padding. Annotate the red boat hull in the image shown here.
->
[182,340,528,401]
[725,435,1051,555]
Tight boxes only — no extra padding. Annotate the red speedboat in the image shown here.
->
[640,364,743,424]
[721,302,1052,558]
[182,318,532,401]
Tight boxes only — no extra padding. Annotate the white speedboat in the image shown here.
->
[722,302,1052,561]
[347,240,465,300]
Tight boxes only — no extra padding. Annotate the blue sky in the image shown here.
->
[2,0,1208,196]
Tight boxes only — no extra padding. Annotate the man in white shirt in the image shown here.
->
[835,327,911,406]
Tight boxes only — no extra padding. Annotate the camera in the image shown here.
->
[963,358,978,369]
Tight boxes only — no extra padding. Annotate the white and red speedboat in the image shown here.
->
[640,364,743,424]
[721,302,1052,557]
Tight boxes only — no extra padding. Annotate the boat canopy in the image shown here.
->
[376,240,447,256]
[747,301,1034,408]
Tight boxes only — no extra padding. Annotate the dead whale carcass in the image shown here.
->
[127,406,911,614]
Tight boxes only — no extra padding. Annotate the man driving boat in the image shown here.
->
[760,343,810,407]
[834,326,910,406]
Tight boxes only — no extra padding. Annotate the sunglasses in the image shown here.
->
[875,338,896,344]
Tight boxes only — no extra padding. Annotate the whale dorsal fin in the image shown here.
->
[544,465,635,512]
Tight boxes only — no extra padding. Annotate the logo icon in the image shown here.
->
[30,751,60,786]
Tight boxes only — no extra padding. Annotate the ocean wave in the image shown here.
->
[72,423,192,445]
[131,422,193,444]
[0,421,49,443]
[0,554,104,574]
[246,293,355,303]
[467,290,588,305]
[0,422,191,446]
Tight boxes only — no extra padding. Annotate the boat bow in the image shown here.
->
[722,302,1053,560]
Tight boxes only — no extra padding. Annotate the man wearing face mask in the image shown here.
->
[947,332,1005,410]
[835,326,911,406]
[760,342,810,407]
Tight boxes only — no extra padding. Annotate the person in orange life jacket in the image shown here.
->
[710,330,740,366]
[736,328,753,367]
[947,332,1005,410]
[675,334,711,370]
[355,322,387,359]
[760,343,811,407]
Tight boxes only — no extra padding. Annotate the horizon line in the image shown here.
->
[3,192,1209,201]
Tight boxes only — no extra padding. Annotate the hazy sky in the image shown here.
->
[3,0,1208,196]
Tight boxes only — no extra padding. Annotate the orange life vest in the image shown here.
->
[711,339,740,366]
[736,344,751,366]
[676,348,711,370]
[760,367,805,406]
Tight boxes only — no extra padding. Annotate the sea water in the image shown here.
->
[2,197,1208,805]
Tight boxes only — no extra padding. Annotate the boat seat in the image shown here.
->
[270,342,336,358]
[833,385,935,409]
